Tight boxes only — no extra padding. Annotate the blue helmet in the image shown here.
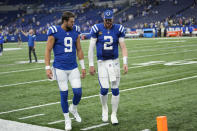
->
[104,10,113,19]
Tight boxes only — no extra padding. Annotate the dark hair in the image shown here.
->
[62,11,75,23]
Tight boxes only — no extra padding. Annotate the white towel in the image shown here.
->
[106,60,116,82]
[51,66,57,81]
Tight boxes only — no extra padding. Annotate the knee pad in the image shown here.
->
[72,88,82,97]
[100,88,108,96]
[111,88,119,96]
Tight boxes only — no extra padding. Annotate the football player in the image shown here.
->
[21,29,37,63]
[45,11,86,131]
[17,29,22,47]
[88,10,128,125]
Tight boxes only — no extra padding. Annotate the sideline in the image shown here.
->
[0,119,64,131]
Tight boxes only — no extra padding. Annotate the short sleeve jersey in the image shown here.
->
[28,34,36,47]
[47,25,81,70]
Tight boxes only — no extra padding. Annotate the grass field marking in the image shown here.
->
[0,57,196,88]
[120,75,197,92]
[130,49,197,59]
[79,37,197,43]
[48,120,65,125]
[132,58,197,66]
[1,39,195,61]
[1,48,197,72]
[18,113,45,120]
[0,67,43,75]
[0,79,48,88]
[0,63,161,88]
[0,74,197,115]
[80,123,109,131]
[157,40,186,43]
[1,39,195,62]
[54,36,197,43]
[48,118,74,125]
[129,44,197,53]
[125,36,197,41]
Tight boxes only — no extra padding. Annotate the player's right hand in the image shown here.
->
[89,66,96,75]
[81,69,86,79]
[123,64,128,74]
[46,69,53,79]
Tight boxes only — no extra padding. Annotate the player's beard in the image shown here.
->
[66,26,73,31]
[105,23,112,29]
[104,20,113,29]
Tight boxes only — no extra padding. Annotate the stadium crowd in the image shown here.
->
[0,0,197,40]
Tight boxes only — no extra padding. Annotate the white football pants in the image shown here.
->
[97,58,120,89]
[54,67,81,91]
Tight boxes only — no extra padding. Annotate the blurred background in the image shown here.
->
[0,0,197,42]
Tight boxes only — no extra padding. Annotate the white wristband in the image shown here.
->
[45,66,51,70]
[79,59,85,69]
[123,56,128,65]
[89,62,94,67]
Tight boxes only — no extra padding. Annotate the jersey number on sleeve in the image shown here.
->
[64,37,72,52]
[104,36,113,50]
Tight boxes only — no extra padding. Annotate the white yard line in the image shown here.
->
[0,79,48,88]
[48,120,65,125]
[1,49,197,75]
[124,37,197,41]
[0,74,197,115]
[0,57,196,88]
[80,37,197,42]
[80,123,109,130]
[0,101,60,115]
[48,118,74,125]
[120,75,197,92]
[129,44,197,53]
[0,119,64,131]
[129,49,197,58]
[0,64,160,88]
[18,113,45,120]
[1,38,196,62]
[157,40,186,43]
[0,68,43,75]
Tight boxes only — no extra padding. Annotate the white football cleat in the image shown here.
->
[65,118,72,131]
[111,113,118,125]
[102,107,108,122]
[69,104,82,123]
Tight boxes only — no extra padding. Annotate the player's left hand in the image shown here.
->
[123,64,128,74]
[81,69,86,79]
[46,69,53,79]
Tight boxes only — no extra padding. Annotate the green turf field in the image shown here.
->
[0,37,197,131]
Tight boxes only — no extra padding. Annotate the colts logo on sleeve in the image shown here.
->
[99,32,102,35]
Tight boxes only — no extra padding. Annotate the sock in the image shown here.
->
[111,95,119,114]
[72,88,82,105]
[71,104,77,111]
[60,91,69,113]
[100,87,109,111]
[100,94,108,110]
[64,112,70,120]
